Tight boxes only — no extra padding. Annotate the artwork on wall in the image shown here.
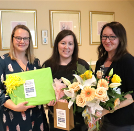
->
[89,11,115,45]
[0,9,37,50]
[49,10,81,47]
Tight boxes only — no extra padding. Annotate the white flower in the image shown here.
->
[83,75,96,87]
[64,89,76,109]
[34,67,36,70]
[109,83,121,88]
[73,74,96,89]
[61,77,71,86]
[113,87,121,94]
[86,100,103,115]
[73,74,83,85]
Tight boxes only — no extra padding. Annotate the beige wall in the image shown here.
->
[0,1,134,65]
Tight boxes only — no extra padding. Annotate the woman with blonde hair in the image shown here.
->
[0,25,49,131]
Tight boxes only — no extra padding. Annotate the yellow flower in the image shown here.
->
[80,74,85,80]
[80,70,92,80]
[97,79,109,90]
[3,75,25,95]
[68,82,80,92]
[111,74,122,83]
[84,70,92,79]
[81,86,95,101]
[76,95,86,107]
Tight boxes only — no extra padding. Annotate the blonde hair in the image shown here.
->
[9,24,35,64]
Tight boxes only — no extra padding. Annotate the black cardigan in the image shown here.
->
[95,53,134,126]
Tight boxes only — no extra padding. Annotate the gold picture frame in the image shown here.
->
[49,10,81,47]
[89,11,115,45]
[0,9,37,50]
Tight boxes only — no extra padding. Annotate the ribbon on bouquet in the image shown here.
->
[82,107,102,131]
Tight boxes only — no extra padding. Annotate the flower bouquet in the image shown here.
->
[58,66,132,131]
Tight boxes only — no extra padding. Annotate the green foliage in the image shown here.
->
[99,87,133,110]
[61,87,70,90]
[73,101,85,114]
[60,95,69,100]
[77,63,88,75]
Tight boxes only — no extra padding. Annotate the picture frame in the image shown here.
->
[49,10,81,47]
[89,11,115,45]
[0,9,37,50]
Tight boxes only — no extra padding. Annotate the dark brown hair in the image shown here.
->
[42,30,78,73]
[98,21,128,62]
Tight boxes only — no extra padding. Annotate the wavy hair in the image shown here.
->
[98,21,128,62]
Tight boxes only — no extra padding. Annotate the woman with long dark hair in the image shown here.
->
[95,21,134,131]
[42,30,90,131]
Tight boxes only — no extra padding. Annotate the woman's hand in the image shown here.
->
[95,94,134,122]
[47,100,56,106]
[14,101,35,112]
[4,99,35,112]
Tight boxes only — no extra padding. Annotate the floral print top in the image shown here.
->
[0,53,49,131]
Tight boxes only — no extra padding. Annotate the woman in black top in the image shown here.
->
[95,22,134,131]
[42,30,90,131]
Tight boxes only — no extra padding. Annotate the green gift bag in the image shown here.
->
[7,67,56,106]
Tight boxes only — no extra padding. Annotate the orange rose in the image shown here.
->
[68,82,80,92]
[95,87,108,101]
[76,95,86,107]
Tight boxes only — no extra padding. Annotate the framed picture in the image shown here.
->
[89,11,115,45]
[0,9,37,50]
[49,10,81,47]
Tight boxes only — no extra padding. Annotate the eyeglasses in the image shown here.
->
[101,35,117,41]
[13,36,30,43]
